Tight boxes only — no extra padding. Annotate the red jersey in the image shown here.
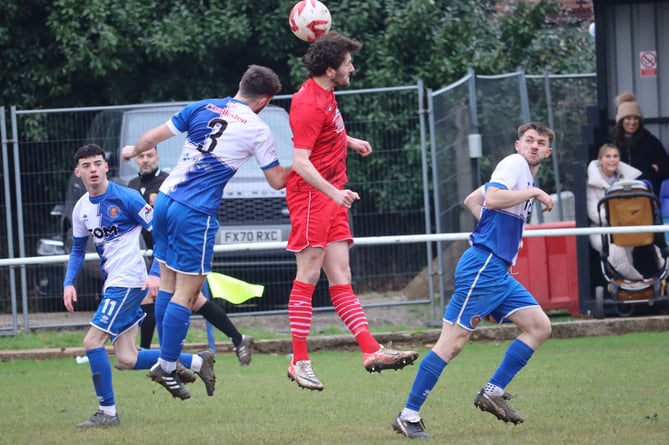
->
[287,78,348,192]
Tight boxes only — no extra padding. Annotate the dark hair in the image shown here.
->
[303,32,362,77]
[611,118,644,146]
[517,122,555,145]
[238,64,282,99]
[73,144,105,165]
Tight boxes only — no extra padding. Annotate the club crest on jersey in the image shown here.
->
[470,315,482,328]
[107,206,120,218]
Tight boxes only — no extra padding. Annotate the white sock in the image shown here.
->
[484,383,504,396]
[157,358,176,373]
[190,354,203,372]
[100,405,116,416]
[400,408,421,422]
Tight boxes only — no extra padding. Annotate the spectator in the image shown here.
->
[611,91,669,195]
[586,143,641,252]
[586,143,662,281]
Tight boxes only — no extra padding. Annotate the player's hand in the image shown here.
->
[121,145,135,161]
[143,275,160,299]
[332,189,360,208]
[63,285,77,313]
[535,189,554,212]
[348,136,372,157]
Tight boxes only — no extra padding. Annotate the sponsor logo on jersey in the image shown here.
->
[139,204,153,224]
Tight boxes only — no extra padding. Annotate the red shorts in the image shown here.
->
[286,190,353,252]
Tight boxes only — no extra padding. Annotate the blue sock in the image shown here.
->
[134,348,193,369]
[405,350,447,412]
[490,339,535,389]
[87,347,114,407]
[134,349,161,369]
[179,353,193,369]
[160,302,191,362]
[154,290,173,345]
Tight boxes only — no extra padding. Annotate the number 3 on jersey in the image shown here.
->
[197,118,228,153]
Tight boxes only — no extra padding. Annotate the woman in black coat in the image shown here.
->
[611,91,669,196]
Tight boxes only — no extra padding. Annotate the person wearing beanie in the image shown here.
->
[611,91,669,195]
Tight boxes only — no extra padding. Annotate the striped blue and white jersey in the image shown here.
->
[469,153,535,266]
[69,181,153,290]
[159,98,280,216]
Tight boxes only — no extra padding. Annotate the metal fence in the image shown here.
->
[0,71,596,333]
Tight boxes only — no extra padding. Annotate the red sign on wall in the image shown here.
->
[640,50,657,78]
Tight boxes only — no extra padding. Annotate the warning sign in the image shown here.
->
[640,50,657,77]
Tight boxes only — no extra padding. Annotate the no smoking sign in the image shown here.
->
[640,50,657,77]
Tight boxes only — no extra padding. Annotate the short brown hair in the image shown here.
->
[303,32,362,77]
[239,64,282,99]
[517,122,555,145]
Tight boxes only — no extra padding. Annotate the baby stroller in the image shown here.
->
[594,179,669,317]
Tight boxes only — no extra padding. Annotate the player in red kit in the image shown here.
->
[285,32,418,391]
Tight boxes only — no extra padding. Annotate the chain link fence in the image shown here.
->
[1,72,596,333]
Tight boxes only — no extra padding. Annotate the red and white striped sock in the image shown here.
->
[330,284,380,354]
[289,280,315,363]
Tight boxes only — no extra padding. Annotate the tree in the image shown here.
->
[1,0,593,109]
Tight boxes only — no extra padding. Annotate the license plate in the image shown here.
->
[220,229,282,244]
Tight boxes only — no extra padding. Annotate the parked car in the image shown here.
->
[35,103,306,311]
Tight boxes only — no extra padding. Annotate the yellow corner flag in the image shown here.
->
[205,272,265,305]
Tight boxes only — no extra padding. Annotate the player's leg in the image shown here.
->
[149,199,216,399]
[149,272,205,399]
[78,286,145,428]
[286,246,325,390]
[285,190,327,390]
[474,279,551,424]
[322,238,418,373]
[393,321,471,439]
[154,263,175,345]
[195,282,251,366]
[393,246,491,438]
[139,293,155,349]
[151,192,174,347]
[77,326,119,428]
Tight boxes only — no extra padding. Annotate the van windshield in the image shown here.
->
[118,105,293,183]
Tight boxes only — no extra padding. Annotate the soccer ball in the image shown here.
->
[289,0,332,42]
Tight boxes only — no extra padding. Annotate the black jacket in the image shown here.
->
[127,169,169,249]
[612,127,669,196]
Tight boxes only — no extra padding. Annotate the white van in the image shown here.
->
[37,103,295,310]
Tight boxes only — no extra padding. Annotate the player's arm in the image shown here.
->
[263,165,292,190]
[485,185,553,212]
[464,186,485,220]
[347,135,372,157]
[293,148,359,208]
[63,236,88,313]
[121,124,174,161]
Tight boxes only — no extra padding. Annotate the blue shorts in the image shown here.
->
[444,246,540,331]
[153,193,218,274]
[90,287,147,343]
